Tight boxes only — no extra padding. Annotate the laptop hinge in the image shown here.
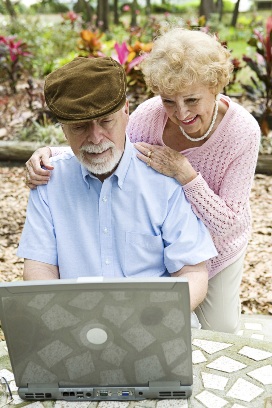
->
[27,383,59,392]
[149,381,181,388]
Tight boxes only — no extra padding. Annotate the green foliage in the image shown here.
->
[222,0,235,13]
[1,15,79,78]
[0,35,32,94]
[241,17,272,134]
[29,1,69,14]
[16,120,66,145]
[151,2,199,14]
[0,10,271,140]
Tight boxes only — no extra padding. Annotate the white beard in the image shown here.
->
[78,141,123,175]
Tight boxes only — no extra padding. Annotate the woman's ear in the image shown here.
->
[124,99,130,116]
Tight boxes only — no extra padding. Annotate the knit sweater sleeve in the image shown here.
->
[182,109,261,236]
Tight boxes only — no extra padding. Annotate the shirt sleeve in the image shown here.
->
[162,185,218,273]
[17,187,58,265]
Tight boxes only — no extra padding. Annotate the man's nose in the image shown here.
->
[86,123,104,144]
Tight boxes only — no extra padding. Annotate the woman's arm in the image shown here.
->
[135,125,260,236]
[26,146,70,188]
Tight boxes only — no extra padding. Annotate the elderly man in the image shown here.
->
[17,57,217,312]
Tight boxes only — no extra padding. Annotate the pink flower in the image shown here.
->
[123,5,130,11]
[114,42,130,65]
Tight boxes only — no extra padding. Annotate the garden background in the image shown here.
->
[0,0,271,317]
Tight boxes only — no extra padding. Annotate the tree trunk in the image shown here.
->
[113,0,119,24]
[231,0,240,27]
[146,0,151,15]
[4,0,16,18]
[79,0,92,22]
[96,0,103,27]
[130,0,138,27]
[102,0,109,30]
[217,0,223,21]
[199,0,215,21]
[0,141,45,162]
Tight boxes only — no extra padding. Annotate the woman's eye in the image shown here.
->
[162,99,174,105]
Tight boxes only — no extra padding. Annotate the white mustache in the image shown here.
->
[81,142,114,154]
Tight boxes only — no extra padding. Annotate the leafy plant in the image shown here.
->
[242,17,272,135]
[16,119,66,145]
[78,29,105,57]
[0,35,32,94]
[113,40,153,101]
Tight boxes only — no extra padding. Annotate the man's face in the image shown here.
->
[62,101,129,179]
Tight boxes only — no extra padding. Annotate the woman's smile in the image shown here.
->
[180,115,198,125]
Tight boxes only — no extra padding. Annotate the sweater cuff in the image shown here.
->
[182,172,203,191]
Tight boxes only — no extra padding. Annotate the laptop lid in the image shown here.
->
[0,277,193,401]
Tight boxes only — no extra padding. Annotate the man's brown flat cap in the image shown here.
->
[44,57,127,124]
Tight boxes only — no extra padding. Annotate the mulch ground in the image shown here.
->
[0,163,271,315]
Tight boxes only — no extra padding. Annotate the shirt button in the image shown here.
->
[103,227,108,234]
[105,259,110,265]
[102,196,107,202]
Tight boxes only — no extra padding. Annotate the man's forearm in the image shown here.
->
[24,259,60,280]
[171,262,208,311]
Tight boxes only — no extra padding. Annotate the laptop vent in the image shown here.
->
[159,392,171,397]
[159,391,186,398]
[25,393,52,399]
[173,391,186,396]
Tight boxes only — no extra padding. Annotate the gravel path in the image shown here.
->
[0,163,271,315]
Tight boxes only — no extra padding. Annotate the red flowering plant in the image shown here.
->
[0,35,32,94]
[242,17,272,134]
[77,29,105,57]
[112,40,153,103]
[61,11,81,28]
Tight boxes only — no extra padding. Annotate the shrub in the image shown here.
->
[0,35,32,93]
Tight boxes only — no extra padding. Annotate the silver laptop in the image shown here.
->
[0,277,193,401]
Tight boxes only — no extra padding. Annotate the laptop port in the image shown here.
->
[121,390,130,397]
[99,390,108,397]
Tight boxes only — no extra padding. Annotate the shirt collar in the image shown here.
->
[81,134,133,189]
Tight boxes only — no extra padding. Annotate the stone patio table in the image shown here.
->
[0,323,271,408]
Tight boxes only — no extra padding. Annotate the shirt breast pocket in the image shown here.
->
[124,232,166,277]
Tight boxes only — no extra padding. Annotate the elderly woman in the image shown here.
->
[25,28,260,333]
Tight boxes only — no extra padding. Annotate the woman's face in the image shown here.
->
[160,85,217,138]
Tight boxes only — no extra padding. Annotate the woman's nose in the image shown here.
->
[175,103,189,120]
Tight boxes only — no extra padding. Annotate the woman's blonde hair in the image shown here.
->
[141,28,233,95]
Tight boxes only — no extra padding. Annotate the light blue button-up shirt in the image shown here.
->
[17,136,217,278]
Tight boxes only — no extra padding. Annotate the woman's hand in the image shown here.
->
[134,142,197,185]
[25,147,54,189]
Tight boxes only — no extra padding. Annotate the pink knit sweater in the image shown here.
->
[51,95,261,279]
